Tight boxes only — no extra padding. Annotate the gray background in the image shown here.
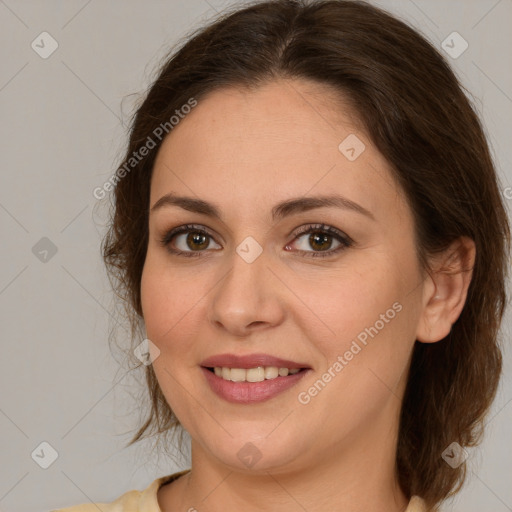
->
[0,1,510,511]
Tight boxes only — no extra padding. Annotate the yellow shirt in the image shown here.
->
[51,469,428,511]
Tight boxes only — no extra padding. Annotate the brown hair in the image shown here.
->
[100,0,511,508]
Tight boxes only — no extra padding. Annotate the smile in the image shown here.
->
[209,366,302,382]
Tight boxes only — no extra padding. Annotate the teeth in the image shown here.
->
[212,366,302,382]
[246,367,265,382]
[264,366,278,379]
[230,368,246,382]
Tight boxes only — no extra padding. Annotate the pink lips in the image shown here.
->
[200,353,311,404]
[200,353,310,370]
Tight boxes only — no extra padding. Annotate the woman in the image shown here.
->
[53,0,511,511]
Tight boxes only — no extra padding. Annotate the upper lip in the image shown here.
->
[200,353,311,370]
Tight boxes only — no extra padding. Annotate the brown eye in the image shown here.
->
[184,231,210,251]
[160,224,221,257]
[307,232,335,251]
[160,223,353,259]
[288,224,353,258]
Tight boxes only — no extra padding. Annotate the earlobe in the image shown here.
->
[416,236,476,344]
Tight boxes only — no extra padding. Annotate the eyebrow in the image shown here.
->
[150,192,375,222]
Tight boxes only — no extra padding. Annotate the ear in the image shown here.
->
[416,236,476,343]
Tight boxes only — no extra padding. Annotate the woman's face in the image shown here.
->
[141,79,428,474]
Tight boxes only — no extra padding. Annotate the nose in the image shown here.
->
[207,248,286,338]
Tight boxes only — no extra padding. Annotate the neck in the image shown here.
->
[159,401,410,512]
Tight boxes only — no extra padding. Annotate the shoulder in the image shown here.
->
[406,495,430,512]
[50,488,140,512]
[50,469,191,512]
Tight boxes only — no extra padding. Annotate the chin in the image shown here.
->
[198,430,307,474]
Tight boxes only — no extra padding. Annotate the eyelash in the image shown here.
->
[159,223,353,259]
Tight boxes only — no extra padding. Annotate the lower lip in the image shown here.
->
[201,367,311,404]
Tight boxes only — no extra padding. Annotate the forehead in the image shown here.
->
[150,79,406,224]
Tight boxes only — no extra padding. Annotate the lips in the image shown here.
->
[201,366,311,403]
[200,353,311,370]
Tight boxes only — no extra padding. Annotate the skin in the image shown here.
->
[140,78,475,512]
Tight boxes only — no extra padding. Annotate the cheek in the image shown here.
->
[140,262,204,417]
[295,267,398,339]
[140,257,210,346]
[301,263,415,378]
[140,263,167,338]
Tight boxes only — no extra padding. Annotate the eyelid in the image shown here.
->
[159,222,353,258]
[159,224,219,253]
[288,223,353,258]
